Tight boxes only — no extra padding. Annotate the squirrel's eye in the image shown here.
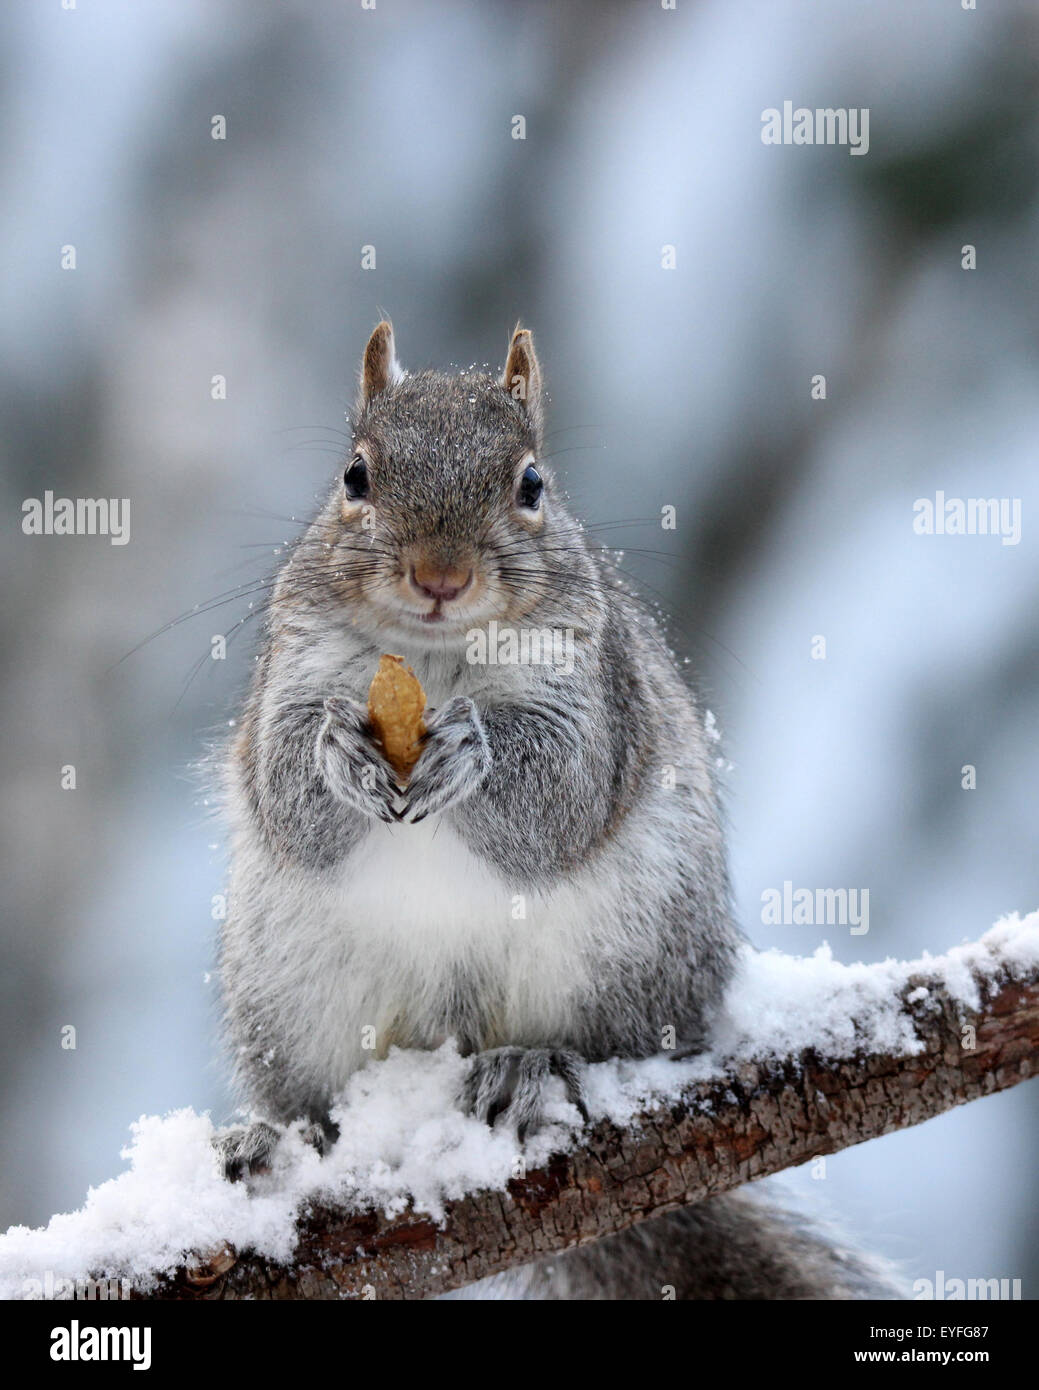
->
[517,464,543,510]
[343,456,369,501]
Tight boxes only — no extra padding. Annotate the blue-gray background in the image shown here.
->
[2,0,1037,1291]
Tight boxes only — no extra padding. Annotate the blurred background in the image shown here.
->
[2,0,1037,1293]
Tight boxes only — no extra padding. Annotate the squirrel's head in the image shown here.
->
[293,320,594,647]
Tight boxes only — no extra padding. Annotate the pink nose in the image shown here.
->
[410,562,473,602]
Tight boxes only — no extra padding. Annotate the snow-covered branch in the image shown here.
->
[3,915,1038,1301]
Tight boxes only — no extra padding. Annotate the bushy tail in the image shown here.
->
[447,1186,906,1300]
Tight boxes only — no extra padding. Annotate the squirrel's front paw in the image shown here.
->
[462,1046,589,1142]
[317,696,403,823]
[402,696,490,823]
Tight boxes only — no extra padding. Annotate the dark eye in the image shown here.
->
[517,464,543,510]
[343,456,369,500]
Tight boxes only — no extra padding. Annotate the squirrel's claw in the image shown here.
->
[549,1048,590,1124]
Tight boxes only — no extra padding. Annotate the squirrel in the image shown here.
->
[216,320,901,1299]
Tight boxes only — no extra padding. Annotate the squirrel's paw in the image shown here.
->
[462,1046,589,1143]
[214,1121,281,1182]
[317,696,403,823]
[402,696,490,823]
[215,1118,332,1182]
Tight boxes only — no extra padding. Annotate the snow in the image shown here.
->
[3,909,1037,1299]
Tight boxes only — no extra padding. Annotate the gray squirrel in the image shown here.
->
[217,321,901,1299]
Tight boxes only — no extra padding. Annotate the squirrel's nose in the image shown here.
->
[410,561,473,602]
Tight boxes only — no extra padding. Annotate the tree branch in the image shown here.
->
[147,946,1039,1301]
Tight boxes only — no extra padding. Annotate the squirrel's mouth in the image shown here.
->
[377,565,499,638]
[392,564,487,630]
[392,598,473,633]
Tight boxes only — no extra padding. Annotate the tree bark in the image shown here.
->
[148,958,1039,1300]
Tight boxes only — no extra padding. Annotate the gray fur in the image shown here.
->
[217,324,896,1298]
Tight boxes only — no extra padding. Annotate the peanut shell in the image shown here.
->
[367,654,427,783]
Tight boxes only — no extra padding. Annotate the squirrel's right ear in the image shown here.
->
[502,325,542,431]
[359,320,403,407]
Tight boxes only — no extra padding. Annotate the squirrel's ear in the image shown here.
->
[502,325,542,429]
[359,320,402,406]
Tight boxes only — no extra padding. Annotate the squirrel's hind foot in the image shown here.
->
[214,1120,281,1182]
[214,1116,334,1182]
[463,1046,589,1143]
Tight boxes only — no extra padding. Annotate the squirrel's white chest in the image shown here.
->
[343,815,515,953]
[289,816,595,1087]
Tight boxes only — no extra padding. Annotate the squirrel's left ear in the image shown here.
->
[359,319,403,407]
[502,325,542,432]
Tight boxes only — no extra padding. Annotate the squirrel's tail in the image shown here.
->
[446,1186,906,1300]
